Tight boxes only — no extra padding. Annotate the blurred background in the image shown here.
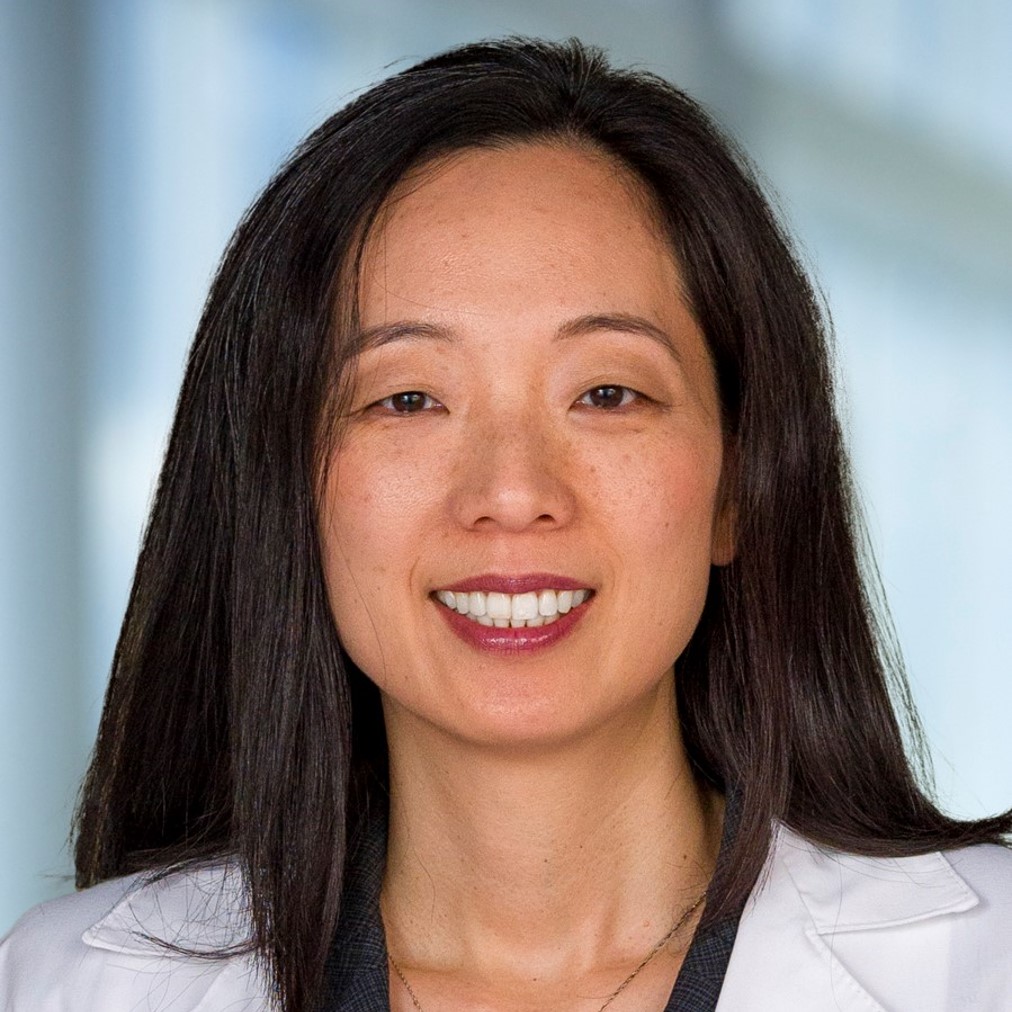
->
[2,0,1010,933]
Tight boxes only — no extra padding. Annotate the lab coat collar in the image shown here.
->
[715,826,982,1012]
[81,860,251,956]
[777,825,979,933]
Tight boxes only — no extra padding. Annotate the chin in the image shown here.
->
[402,682,670,757]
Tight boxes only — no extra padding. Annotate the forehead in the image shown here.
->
[371,140,666,235]
[357,142,687,324]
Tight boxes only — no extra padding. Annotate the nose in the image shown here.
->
[448,405,577,532]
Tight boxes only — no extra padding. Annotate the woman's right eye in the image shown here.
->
[373,391,442,414]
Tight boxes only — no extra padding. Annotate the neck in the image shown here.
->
[380,679,723,982]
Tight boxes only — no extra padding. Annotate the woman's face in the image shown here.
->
[320,142,733,750]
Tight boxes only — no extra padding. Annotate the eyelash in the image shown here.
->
[373,391,443,414]
[575,385,644,410]
[370,385,648,415]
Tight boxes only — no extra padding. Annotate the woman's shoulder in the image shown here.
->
[0,862,270,1011]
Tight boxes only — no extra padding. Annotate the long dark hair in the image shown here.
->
[74,37,1011,1011]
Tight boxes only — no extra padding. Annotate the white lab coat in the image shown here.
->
[2,826,1011,1010]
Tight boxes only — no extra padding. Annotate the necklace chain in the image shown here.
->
[387,891,705,1012]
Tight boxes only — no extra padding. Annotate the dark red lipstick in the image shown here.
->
[431,574,594,655]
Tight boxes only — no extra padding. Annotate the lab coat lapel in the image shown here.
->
[716,826,979,1011]
[81,861,250,955]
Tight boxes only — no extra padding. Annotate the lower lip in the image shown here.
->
[435,598,591,654]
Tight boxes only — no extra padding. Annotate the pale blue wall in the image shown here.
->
[1,0,90,936]
[2,0,1010,933]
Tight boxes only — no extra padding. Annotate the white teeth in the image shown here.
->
[510,592,539,622]
[486,592,511,620]
[538,589,558,617]
[434,586,592,627]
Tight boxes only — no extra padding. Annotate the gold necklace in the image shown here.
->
[387,891,705,1012]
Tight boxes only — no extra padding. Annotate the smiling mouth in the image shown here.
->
[434,588,593,628]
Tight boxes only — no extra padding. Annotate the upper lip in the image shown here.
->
[432,573,591,594]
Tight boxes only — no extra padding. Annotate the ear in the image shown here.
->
[710,500,737,567]
[710,443,737,566]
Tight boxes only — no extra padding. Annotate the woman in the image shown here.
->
[2,37,1010,1012]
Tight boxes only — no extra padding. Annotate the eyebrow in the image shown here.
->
[355,320,454,351]
[555,313,681,362]
[355,312,681,361]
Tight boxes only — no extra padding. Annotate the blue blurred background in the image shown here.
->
[2,0,1010,933]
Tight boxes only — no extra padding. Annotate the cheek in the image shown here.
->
[319,442,443,651]
[605,439,722,650]
[319,464,391,641]
[318,481,374,650]
[604,437,724,564]
[327,436,440,548]
[633,449,723,655]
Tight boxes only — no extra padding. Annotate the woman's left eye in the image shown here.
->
[576,385,643,410]
[373,390,442,414]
